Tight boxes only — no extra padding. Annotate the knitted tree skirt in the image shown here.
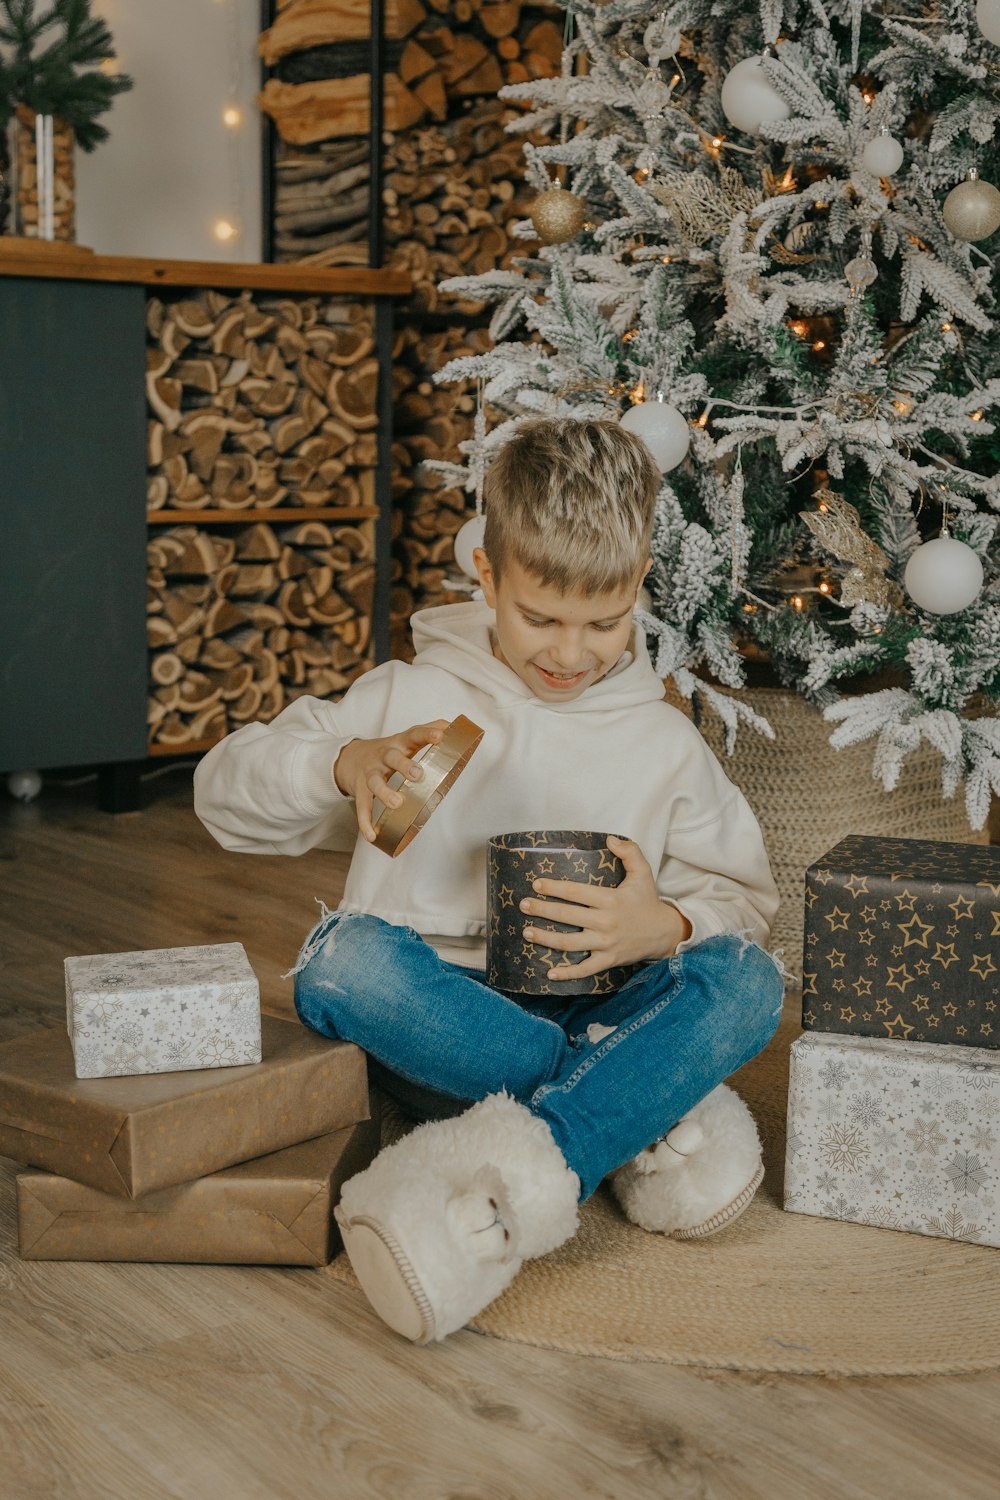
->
[327,1012,1000,1376]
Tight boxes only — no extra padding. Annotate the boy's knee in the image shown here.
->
[683,933,785,1039]
[292,912,396,1031]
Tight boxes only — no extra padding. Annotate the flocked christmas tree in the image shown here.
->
[429,0,1000,829]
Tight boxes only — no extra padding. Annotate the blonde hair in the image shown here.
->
[482,417,659,594]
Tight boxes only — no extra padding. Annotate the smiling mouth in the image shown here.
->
[534,664,589,689]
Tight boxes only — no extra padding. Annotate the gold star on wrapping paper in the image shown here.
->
[942,1002,958,1017]
[976,880,1000,897]
[982,1024,994,1037]
[933,943,960,968]
[538,857,555,875]
[826,907,851,931]
[803,971,818,997]
[800,493,904,609]
[896,888,918,913]
[805,888,817,909]
[883,1013,915,1040]
[827,950,846,969]
[899,912,934,948]
[913,994,931,1013]
[853,977,873,998]
[950,895,976,921]
[573,857,589,876]
[803,1009,817,1025]
[833,979,846,992]
[597,847,619,874]
[915,959,932,976]
[815,869,833,884]
[875,997,892,1016]
[971,953,998,980]
[886,964,915,992]
[991,912,1000,936]
[928,1014,941,1027]
[859,928,875,946]
[860,905,878,923]
[845,875,869,898]
[839,1005,856,1023]
[957,1026,968,1037]
[498,885,516,909]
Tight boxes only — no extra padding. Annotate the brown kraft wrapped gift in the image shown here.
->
[0,1015,369,1197]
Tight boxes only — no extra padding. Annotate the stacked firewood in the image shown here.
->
[146,290,378,513]
[147,519,374,748]
[146,286,381,749]
[389,322,494,656]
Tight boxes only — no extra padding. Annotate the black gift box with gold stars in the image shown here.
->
[487,831,640,998]
[802,835,1000,1049]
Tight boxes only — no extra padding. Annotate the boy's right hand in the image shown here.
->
[334,720,450,843]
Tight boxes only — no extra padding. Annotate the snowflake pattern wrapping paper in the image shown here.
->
[64,943,261,1079]
[802,836,1000,1048]
[785,1031,1000,1249]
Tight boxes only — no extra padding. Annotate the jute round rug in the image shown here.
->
[327,1014,1000,1375]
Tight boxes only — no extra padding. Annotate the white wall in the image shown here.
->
[75,0,263,262]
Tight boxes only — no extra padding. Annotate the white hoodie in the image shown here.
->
[193,601,779,966]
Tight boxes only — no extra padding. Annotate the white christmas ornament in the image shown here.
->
[943,171,1000,242]
[453,513,487,580]
[620,398,690,473]
[904,534,984,614]
[976,0,1000,46]
[861,130,904,177]
[720,55,791,135]
[6,769,42,802]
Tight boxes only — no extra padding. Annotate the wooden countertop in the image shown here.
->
[0,238,411,295]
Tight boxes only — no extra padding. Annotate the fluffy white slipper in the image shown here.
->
[608,1084,763,1238]
[335,1093,579,1343]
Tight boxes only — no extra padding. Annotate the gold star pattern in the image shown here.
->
[883,1013,914,1040]
[852,976,872,998]
[895,888,917,913]
[537,857,555,875]
[839,1005,856,1024]
[858,928,875,946]
[802,971,818,997]
[845,875,869,898]
[803,1008,817,1025]
[970,953,998,981]
[932,942,959,968]
[826,949,846,969]
[825,906,851,931]
[814,868,833,884]
[860,905,878,923]
[898,912,934,948]
[597,848,619,873]
[886,964,915,993]
[875,997,892,1016]
[497,885,516,909]
[914,959,931,976]
[976,879,1000,897]
[942,1002,958,1017]
[949,894,975,921]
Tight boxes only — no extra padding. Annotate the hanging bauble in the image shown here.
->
[529,187,586,245]
[643,16,681,62]
[844,255,878,291]
[453,513,487,580]
[620,397,690,473]
[976,0,1000,45]
[904,534,984,615]
[861,129,904,177]
[720,55,791,135]
[942,170,1000,242]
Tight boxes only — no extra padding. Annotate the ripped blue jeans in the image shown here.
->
[292,912,785,1199]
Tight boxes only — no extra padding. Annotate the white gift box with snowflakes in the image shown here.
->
[64,943,262,1080]
[784,1031,1000,1249]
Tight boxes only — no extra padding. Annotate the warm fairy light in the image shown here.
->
[671,73,681,87]
[778,166,796,191]
[893,398,912,415]
[623,329,638,342]
[791,595,805,611]
[213,218,238,242]
[815,200,829,210]
[661,255,672,263]
[818,501,829,512]
[789,320,809,338]
[972,409,985,420]
[223,106,242,127]
[861,88,876,105]
[631,382,645,403]
[711,135,724,148]
[942,322,953,332]
[812,339,827,351]
[818,580,832,594]
[99,56,119,76]
[696,411,710,428]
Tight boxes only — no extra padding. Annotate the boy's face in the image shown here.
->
[473,550,649,703]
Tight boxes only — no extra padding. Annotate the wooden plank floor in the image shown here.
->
[2,770,998,1500]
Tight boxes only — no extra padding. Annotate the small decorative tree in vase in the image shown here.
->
[0,0,132,242]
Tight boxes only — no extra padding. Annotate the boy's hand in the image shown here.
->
[519,834,693,982]
[334,720,450,843]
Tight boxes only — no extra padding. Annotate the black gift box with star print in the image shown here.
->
[801,835,1000,1049]
[487,831,641,998]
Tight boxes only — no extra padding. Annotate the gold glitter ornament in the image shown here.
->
[800,492,903,609]
[529,186,587,245]
[942,171,1000,242]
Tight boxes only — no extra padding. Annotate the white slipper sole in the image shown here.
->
[670,1160,764,1240]
[338,1214,436,1343]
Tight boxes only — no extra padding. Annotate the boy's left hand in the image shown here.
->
[520,834,692,982]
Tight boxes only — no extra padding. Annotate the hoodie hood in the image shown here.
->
[410,600,666,714]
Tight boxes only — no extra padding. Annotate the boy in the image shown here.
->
[194,418,783,1344]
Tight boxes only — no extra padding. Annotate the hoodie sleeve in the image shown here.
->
[653,725,780,950]
[193,665,402,856]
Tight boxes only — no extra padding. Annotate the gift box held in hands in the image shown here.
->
[64,941,261,1079]
[802,836,1000,1049]
[487,830,640,997]
[784,1030,1000,1248]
